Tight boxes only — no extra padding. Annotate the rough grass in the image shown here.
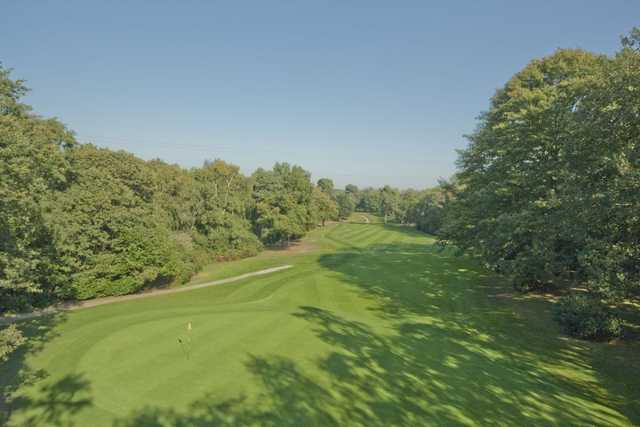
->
[1,223,639,426]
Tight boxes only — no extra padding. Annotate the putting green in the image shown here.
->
[1,223,638,426]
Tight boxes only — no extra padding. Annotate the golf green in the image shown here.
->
[1,223,638,426]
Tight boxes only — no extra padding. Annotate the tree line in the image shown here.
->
[0,67,352,322]
[399,30,639,340]
[331,183,450,236]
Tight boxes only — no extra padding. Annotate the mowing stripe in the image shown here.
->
[347,225,384,246]
[324,224,387,250]
[356,227,388,247]
[337,224,373,239]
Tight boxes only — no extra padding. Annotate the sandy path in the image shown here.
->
[0,265,293,324]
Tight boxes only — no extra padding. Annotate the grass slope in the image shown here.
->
[1,223,639,426]
[347,212,384,223]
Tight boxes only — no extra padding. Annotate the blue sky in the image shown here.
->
[2,1,638,188]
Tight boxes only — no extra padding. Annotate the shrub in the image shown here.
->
[553,295,622,340]
[0,325,25,362]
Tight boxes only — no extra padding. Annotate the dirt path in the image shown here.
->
[0,265,293,324]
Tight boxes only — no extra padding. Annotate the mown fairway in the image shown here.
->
[2,223,639,426]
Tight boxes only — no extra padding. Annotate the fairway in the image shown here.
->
[2,223,638,426]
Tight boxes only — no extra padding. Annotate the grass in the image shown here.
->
[1,223,639,426]
[347,212,384,223]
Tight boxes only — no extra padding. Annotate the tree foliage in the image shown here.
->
[312,187,338,226]
[335,191,356,220]
[408,185,452,235]
[192,160,261,258]
[252,163,316,245]
[316,178,334,194]
[0,67,326,315]
[440,34,640,306]
[0,67,75,311]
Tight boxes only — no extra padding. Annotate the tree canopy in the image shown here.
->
[0,68,328,315]
[440,43,639,301]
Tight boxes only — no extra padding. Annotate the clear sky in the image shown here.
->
[2,1,638,188]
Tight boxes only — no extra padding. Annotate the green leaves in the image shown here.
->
[252,163,316,244]
[0,67,75,313]
[0,324,25,362]
[312,187,338,226]
[335,191,356,220]
[441,35,640,310]
[191,159,261,257]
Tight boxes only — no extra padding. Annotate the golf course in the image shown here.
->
[1,221,638,426]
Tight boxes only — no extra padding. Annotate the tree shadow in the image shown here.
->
[114,355,339,426]
[314,242,639,424]
[317,242,488,321]
[9,373,92,426]
[113,241,638,425]
[381,223,430,238]
[290,305,619,425]
[1,313,93,426]
[113,304,633,425]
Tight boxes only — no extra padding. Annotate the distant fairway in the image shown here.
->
[2,223,638,426]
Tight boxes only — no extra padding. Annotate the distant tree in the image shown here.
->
[357,187,381,212]
[412,194,445,235]
[192,160,261,258]
[148,159,197,232]
[317,178,334,195]
[335,191,356,220]
[312,187,338,226]
[397,189,421,224]
[0,65,76,312]
[252,163,315,245]
[379,186,400,223]
[345,184,359,195]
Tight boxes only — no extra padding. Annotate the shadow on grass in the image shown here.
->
[113,242,639,426]
[114,354,339,426]
[315,243,639,423]
[113,306,634,425]
[0,313,93,426]
[381,222,431,238]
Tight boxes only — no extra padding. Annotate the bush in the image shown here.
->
[0,325,25,362]
[553,295,622,340]
[194,223,263,260]
[67,225,186,299]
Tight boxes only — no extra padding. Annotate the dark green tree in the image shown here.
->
[441,34,640,306]
[0,66,75,311]
[312,187,338,226]
[252,163,315,245]
[316,178,334,195]
[192,159,261,258]
[335,191,356,220]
